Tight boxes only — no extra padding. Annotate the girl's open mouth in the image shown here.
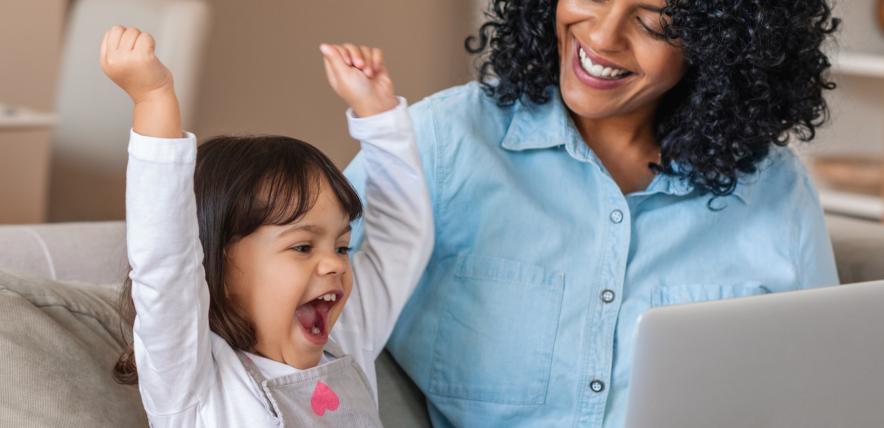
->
[294,291,343,345]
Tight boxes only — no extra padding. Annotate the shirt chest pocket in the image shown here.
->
[428,254,565,405]
[650,281,772,308]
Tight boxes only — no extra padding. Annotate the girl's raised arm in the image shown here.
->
[320,44,434,371]
[103,26,213,418]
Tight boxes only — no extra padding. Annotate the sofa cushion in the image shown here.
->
[0,270,147,427]
[376,349,431,427]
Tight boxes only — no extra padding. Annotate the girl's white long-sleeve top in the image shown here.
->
[125,99,433,427]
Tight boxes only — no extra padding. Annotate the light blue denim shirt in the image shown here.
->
[344,82,838,427]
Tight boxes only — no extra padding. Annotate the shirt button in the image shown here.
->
[609,209,624,224]
[590,380,605,393]
[600,289,616,303]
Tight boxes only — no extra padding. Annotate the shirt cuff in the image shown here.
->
[346,97,411,141]
[128,129,198,163]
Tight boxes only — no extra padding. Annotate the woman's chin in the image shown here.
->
[560,78,623,118]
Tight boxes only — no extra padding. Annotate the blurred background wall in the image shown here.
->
[193,1,477,165]
[0,1,67,223]
[0,0,480,223]
[10,0,882,224]
[0,1,67,111]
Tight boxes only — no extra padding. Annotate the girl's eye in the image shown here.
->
[291,245,312,253]
[336,246,352,255]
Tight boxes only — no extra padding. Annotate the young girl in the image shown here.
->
[100,25,432,427]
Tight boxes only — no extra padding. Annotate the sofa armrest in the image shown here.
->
[826,214,884,284]
[0,221,128,285]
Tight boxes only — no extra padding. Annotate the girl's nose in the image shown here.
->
[317,250,347,276]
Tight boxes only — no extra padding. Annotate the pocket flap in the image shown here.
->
[651,282,771,307]
[455,254,563,288]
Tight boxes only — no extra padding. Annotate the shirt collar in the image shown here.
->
[498,87,751,204]
[640,166,752,204]
[500,88,578,152]
[639,162,752,204]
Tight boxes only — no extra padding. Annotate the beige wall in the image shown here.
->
[2,1,477,222]
[0,1,66,223]
[2,0,477,222]
[0,129,53,223]
[0,1,67,111]
[193,0,476,167]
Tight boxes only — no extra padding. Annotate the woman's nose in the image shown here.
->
[588,7,628,52]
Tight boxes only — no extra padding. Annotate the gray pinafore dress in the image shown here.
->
[237,340,383,427]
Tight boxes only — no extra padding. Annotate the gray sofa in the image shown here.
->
[1,215,883,427]
[0,221,429,427]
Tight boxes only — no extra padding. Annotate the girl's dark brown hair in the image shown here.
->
[113,135,362,384]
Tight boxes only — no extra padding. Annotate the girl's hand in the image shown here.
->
[100,25,181,138]
[100,25,174,104]
[320,43,398,117]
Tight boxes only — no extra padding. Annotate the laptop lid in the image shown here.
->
[624,281,884,428]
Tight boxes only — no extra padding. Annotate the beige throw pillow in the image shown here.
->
[0,270,147,428]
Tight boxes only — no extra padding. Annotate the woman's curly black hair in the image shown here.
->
[466,0,840,196]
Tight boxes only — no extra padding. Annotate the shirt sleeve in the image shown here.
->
[794,170,840,288]
[333,98,435,367]
[126,130,214,415]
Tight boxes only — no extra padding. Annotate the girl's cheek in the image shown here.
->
[341,270,354,300]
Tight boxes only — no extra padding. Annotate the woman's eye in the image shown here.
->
[637,17,666,39]
[291,245,312,253]
[336,246,352,255]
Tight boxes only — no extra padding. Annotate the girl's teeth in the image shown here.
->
[311,327,320,335]
[319,293,337,302]
[578,47,629,79]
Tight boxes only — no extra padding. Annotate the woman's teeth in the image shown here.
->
[578,47,630,79]
[311,327,321,335]
[318,293,337,302]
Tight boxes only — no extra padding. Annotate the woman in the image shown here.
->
[345,0,840,426]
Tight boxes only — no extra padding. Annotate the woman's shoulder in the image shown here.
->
[738,145,819,208]
[406,82,567,156]
[414,81,500,110]
[408,81,516,138]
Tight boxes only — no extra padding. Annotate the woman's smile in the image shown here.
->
[556,0,687,123]
[571,38,637,90]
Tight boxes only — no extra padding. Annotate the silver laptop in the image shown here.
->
[624,281,884,428]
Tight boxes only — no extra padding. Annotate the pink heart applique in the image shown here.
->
[310,381,340,416]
